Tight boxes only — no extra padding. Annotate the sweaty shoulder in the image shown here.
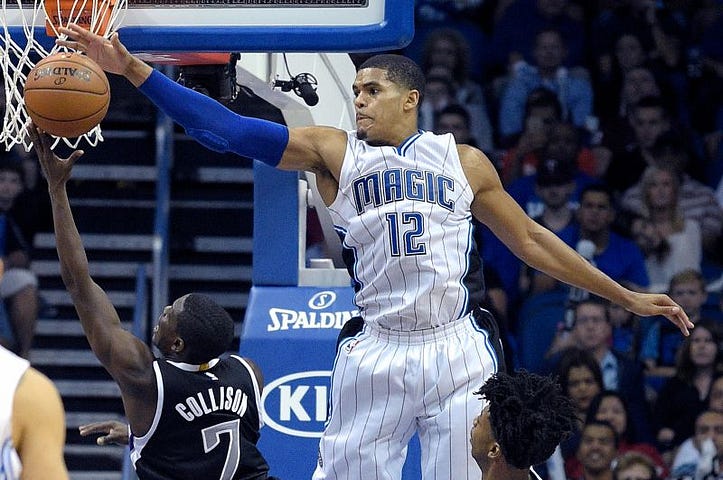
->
[456,144,501,197]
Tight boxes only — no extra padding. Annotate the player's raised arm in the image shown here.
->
[56,24,346,177]
[459,144,693,336]
[29,125,154,386]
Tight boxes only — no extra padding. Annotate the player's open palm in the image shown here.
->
[56,24,133,76]
[28,123,83,191]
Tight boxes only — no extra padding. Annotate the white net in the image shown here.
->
[0,0,126,151]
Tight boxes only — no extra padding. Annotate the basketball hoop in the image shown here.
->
[0,0,126,151]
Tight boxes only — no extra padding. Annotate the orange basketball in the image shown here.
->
[24,52,110,138]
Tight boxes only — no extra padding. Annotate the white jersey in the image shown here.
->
[328,130,484,331]
[0,346,29,480]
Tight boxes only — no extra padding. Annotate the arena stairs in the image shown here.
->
[28,74,258,480]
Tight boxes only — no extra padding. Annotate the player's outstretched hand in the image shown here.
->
[626,291,693,336]
[79,420,130,446]
[28,123,83,192]
[56,24,133,76]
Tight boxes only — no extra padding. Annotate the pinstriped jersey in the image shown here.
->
[328,131,485,331]
[0,346,29,480]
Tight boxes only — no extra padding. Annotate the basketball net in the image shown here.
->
[0,0,126,151]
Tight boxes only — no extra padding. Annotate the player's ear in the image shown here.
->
[404,89,420,111]
[172,337,185,353]
[488,442,502,460]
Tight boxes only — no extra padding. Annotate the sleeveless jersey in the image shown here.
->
[0,346,29,480]
[327,131,485,331]
[130,355,268,480]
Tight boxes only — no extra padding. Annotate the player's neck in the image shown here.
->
[484,462,533,480]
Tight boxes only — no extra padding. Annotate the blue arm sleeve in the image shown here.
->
[138,69,289,167]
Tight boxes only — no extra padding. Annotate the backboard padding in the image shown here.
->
[4,0,414,52]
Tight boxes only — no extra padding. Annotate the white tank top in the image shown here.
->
[328,131,484,331]
[0,346,29,480]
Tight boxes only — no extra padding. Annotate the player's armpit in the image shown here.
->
[13,368,69,480]
[280,126,346,178]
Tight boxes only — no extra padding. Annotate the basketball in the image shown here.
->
[24,52,110,138]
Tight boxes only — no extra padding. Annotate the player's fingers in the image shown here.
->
[79,421,114,435]
[67,150,84,166]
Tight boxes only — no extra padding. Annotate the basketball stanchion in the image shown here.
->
[0,0,126,151]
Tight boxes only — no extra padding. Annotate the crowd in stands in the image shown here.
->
[404,0,722,478]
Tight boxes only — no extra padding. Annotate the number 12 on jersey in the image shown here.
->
[385,212,427,256]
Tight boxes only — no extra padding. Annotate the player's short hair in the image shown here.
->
[359,54,425,100]
[474,370,577,469]
[175,293,234,363]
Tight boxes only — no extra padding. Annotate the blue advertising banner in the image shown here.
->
[241,286,422,479]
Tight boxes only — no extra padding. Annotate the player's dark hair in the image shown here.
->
[359,54,425,101]
[175,293,234,363]
[474,370,577,469]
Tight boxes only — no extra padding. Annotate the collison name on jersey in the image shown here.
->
[175,386,249,422]
[352,168,456,215]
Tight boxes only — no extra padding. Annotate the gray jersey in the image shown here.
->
[0,346,29,480]
[328,131,484,331]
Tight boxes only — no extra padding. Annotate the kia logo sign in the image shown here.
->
[262,371,331,438]
[308,291,336,310]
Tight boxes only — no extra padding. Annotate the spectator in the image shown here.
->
[628,165,702,292]
[556,348,604,461]
[612,451,659,480]
[591,31,649,140]
[710,375,723,414]
[531,157,577,236]
[640,270,717,376]
[573,420,618,480]
[608,302,645,362]
[620,135,723,255]
[567,391,667,479]
[499,87,562,181]
[591,0,684,77]
[0,158,39,359]
[545,297,651,444]
[537,184,650,294]
[506,124,599,218]
[491,0,586,73]
[418,73,456,133]
[669,410,723,480]
[596,67,664,163]
[434,103,477,147]
[7,146,52,244]
[654,319,722,454]
[419,28,494,150]
[498,28,593,139]
[604,96,672,196]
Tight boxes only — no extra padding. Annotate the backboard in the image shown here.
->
[4,0,414,53]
